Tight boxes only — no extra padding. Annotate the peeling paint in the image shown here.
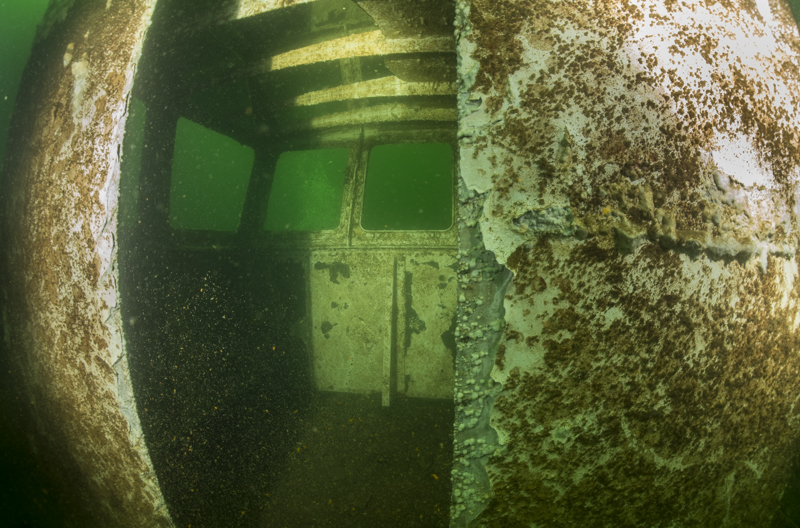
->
[70,57,89,122]
[454,0,800,526]
[4,0,799,524]
[1,0,172,525]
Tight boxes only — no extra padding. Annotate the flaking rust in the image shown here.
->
[455,0,800,526]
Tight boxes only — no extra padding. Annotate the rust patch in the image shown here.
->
[464,0,800,266]
[457,2,800,524]
[468,0,529,112]
[0,0,169,526]
[482,236,800,526]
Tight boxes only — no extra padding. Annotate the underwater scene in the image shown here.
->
[1,1,800,528]
[118,1,459,526]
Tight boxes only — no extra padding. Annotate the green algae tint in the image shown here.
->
[362,142,454,231]
[118,1,458,526]
[0,0,50,171]
[263,148,348,231]
[169,117,254,232]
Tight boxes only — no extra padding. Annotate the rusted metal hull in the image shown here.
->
[2,0,800,526]
[453,0,800,526]
[0,1,171,526]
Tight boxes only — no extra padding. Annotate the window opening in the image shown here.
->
[263,147,348,231]
[361,142,453,231]
[169,117,254,231]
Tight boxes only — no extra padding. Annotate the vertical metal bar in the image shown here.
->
[383,255,402,406]
[237,150,278,237]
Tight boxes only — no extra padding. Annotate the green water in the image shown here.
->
[167,138,454,234]
[0,0,50,173]
[2,1,800,527]
[259,143,454,232]
[264,147,348,231]
[790,0,800,27]
[362,142,453,231]
[170,117,254,231]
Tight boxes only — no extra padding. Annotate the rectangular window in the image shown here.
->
[263,148,349,231]
[169,117,254,231]
[361,143,453,231]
